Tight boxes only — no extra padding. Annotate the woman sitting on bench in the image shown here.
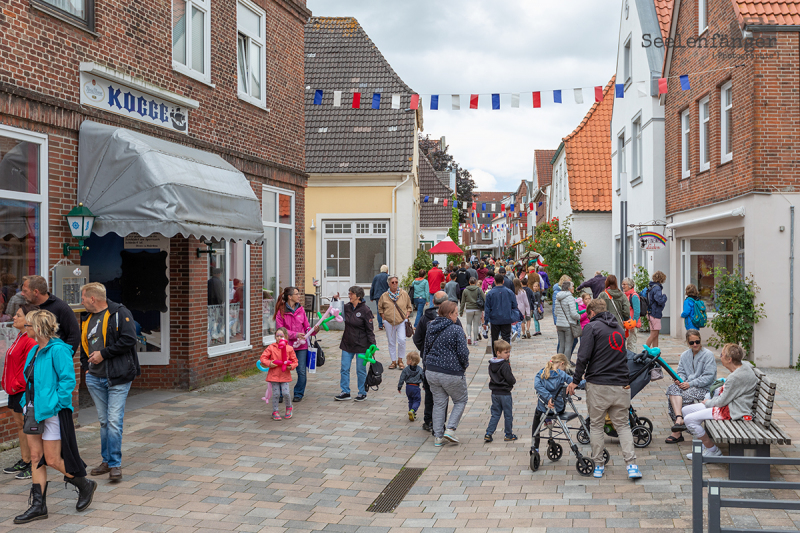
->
[683,344,758,460]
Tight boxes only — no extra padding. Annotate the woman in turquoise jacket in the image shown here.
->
[15,310,96,525]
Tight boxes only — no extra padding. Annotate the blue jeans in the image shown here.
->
[293,349,308,399]
[406,384,421,412]
[413,298,426,328]
[340,351,367,396]
[486,394,514,438]
[84,373,132,468]
[428,292,436,306]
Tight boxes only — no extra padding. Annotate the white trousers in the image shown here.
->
[385,320,407,362]
[682,402,714,438]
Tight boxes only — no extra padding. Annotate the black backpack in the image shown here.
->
[365,360,384,391]
[637,289,649,318]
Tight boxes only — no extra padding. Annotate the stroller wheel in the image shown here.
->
[632,426,652,448]
[576,428,590,445]
[636,416,654,432]
[530,451,541,472]
[576,456,595,477]
[546,443,563,461]
[602,448,611,465]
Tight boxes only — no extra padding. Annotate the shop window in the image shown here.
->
[262,187,294,343]
[237,0,267,107]
[0,126,48,407]
[208,239,250,355]
[33,0,94,31]
[683,238,735,304]
[172,0,211,84]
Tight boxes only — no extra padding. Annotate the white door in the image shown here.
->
[323,237,352,299]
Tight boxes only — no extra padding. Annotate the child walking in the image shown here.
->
[531,353,585,452]
[484,340,517,442]
[397,351,424,421]
[260,327,299,420]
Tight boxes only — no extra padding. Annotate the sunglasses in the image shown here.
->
[688,340,701,346]
[24,324,33,328]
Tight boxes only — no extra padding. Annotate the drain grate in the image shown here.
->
[366,467,425,513]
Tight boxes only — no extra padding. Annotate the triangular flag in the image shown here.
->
[680,75,690,91]
[430,95,439,110]
[391,94,401,109]
[452,94,460,110]
[470,94,479,109]
[532,91,541,108]
[491,94,500,110]
[574,88,584,104]
[658,78,668,94]
[637,81,648,97]
[333,91,342,107]
[371,93,381,109]
[511,93,520,108]
[352,92,361,108]
[553,90,562,103]
[595,86,604,102]
[313,90,323,105]
[424,196,429,202]
[410,94,420,109]
[615,84,624,98]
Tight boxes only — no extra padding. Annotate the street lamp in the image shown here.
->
[63,203,96,257]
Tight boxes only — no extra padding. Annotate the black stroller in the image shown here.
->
[529,383,611,477]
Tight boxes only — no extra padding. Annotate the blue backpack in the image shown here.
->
[691,298,707,328]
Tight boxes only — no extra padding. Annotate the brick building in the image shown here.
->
[0,0,309,442]
[661,0,800,366]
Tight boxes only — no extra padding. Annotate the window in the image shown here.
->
[682,239,735,305]
[262,187,295,343]
[681,109,691,179]
[207,240,249,354]
[172,0,211,83]
[737,235,745,276]
[623,36,632,85]
[237,0,267,107]
[721,82,733,163]
[699,97,710,171]
[34,0,94,31]
[419,241,433,251]
[698,0,708,33]
[617,132,626,190]
[632,116,642,181]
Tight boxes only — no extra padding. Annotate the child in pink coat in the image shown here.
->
[260,328,299,420]
[578,292,591,329]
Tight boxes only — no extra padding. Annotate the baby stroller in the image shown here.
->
[579,345,678,448]
[529,383,611,477]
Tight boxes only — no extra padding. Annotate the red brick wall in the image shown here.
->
[664,0,799,215]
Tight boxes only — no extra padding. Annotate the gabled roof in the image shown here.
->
[653,0,675,39]
[305,17,417,174]
[734,1,800,25]
[534,150,556,188]
[419,154,452,228]
[562,77,615,213]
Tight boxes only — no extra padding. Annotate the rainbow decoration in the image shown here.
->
[639,232,667,245]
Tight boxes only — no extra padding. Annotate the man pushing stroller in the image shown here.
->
[567,299,642,480]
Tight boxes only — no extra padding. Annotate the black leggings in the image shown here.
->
[531,408,565,450]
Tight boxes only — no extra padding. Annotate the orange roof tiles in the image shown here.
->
[654,0,675,39]
[562,76,615,213]
[534,150,557,188]
[733,1,800,25]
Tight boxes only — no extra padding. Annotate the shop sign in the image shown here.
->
[639,232,667,250]
[124,233,168,250]
[80,72,189,133]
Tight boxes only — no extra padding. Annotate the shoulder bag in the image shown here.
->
[559,298,582,339]
[392,297,414,338]
[22,348,44,435]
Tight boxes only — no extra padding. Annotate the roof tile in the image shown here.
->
[654,0,675,40]
[534,150,557,188]
[734,1,800,25]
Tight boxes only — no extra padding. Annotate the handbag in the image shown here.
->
[22,348,44,435]
[391,297,414,338]
[313,340,325,367]
[559,298,583,338]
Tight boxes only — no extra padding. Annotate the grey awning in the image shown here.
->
[78,121,263,244]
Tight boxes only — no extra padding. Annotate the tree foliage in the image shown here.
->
[528,217,585,291]
[447,207,463,265]
[419,134,476,223]
[707,268,766,357]
[632,264,651,331]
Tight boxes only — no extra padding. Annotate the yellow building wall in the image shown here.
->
[304,185,395,294]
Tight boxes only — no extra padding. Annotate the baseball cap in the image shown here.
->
[432,260,439,265]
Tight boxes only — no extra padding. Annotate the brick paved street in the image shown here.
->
[1,308,799,532]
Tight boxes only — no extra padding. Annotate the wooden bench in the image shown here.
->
[705,367,792,481]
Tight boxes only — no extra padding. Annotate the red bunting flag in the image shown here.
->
[352,92,361,108]
[658,78,668,94]
[529,202,534,210]
[500,204,506,212]
[532,91,541,108]
[410,94,419,109]
[470,94,479,109]
[443,199,448,207]
[472,202,477,210]
[595,86,604,102]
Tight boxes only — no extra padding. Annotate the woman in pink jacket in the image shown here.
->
[274,287,318,402]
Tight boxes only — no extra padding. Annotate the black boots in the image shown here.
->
[14,482,48,524]
[65,475,97,511]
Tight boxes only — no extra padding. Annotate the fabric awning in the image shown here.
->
[78,121,263,244]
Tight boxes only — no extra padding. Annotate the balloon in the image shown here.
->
[358,344,379,364]
[315,306,344,332]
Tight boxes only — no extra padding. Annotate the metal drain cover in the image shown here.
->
[367,467,425,513]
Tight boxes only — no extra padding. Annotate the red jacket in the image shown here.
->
[260,342,298,383]
[1,331,37,395]
[427,267,445,295]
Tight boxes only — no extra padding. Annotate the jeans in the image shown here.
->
[293,349,308,399]
[422,373,447,426]
[84,373,132,468]
[406,384,421,412]
[340,350,367,396]
[413,298,426,328]
[556,326,576,361]
[586,382,637,466]
[428,292,436,306]
[533,317,541,333]
[465,309,481,341]
[426,371,468,438]
[486,394,513,438]
[490,323,511,355]
[384,320,406,362]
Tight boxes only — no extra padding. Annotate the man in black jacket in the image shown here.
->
[567,299,641,480]
[577,271,607,299]
[21,275,80,352]
[497,267,515,291]
[80,282,141,482]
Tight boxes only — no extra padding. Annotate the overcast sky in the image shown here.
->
[306,0,621,192]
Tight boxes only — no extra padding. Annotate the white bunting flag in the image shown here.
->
[511,93,520,108]
[434,198,439,204]
[491,203,496,210]
[452,94,460,110]
[574,88,584,104]
[637,81,648,97]
[333,91,342,107]
[391,94,401,109]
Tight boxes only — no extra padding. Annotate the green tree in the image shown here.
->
[632,264,651,331]
[529,216,584,294]
[419,135,476,223]
[707,268,766,357]
[447,206,463,265]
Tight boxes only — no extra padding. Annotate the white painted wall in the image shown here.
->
[573,212,613,279]
[395,177,418,278]
[420,226,450,266]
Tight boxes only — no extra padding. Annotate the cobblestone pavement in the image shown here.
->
[1,306,799,533]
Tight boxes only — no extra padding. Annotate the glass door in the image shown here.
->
[324,238,352,298]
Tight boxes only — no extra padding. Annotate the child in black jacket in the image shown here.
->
[484,340,517,442]
[397,351,424,421]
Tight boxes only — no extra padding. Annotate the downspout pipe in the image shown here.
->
[391,175,410,274]
[791,206,795,367]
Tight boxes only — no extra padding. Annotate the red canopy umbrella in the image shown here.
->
[428,236,463,255]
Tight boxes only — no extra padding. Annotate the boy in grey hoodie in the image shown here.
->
[398,351,424,421]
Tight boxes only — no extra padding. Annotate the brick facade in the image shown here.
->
[0,0,309,442]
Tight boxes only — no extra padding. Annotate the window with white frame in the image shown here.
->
[0,126,49,408]
[699,96,710,171]
[172,0,211,83]
[681,238,737,305]
[681,109,691,178]
[623,35,632,85]
[207,239,250,355]
[237,0,267,107]
[698,0,708,33]
[632,116,642,181]
[617,132,626,190]
[262,186,295,342]
[721,82,733,163]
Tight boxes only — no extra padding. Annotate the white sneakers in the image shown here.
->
[686,446,723,460]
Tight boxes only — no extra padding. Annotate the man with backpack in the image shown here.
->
[621,277,641,351]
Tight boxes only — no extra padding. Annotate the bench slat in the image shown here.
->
[737,419,764,445]
[745,420,777,444]
[772,422,792,445]
[729,420,750,444]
